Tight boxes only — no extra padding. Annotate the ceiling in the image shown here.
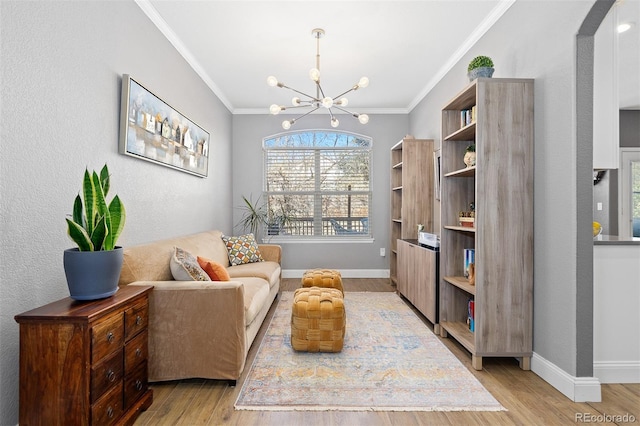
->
[139,0,639,114]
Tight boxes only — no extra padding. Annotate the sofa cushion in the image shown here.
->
[228,261,281,289]
[170,247,211,281]
[221,233,264,266]
[241,277,271,326]
[197,256,231,281]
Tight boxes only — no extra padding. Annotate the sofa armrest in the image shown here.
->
[258,244,281,264]
[128,280,247,381]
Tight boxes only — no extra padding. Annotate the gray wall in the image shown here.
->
[0,1,232,423]
[409,0,595,377]
[232,114,409,273]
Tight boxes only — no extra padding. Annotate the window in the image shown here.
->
[263,131,372,238]
[619,148,640,238]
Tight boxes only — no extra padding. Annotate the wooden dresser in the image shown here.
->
[15,285,153,425]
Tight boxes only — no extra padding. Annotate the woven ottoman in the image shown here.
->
[291,286,345,352]
[301,268,344,294]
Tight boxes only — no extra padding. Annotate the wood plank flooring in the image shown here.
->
[134,279,639,425]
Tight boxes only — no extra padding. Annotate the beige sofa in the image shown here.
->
[118,230,281,383]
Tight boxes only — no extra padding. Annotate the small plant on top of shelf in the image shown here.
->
[467,55,494,81]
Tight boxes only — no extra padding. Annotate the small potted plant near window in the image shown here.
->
[467,55,494,81]
[64,164,126,300]
[464,144,476,168]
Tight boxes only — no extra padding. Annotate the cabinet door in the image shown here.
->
[397,240,409,296]
[413,248,437,324]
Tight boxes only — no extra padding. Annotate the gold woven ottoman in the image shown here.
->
[301,268,344,294]
[291,286,345,352]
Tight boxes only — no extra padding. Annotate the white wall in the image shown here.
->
[0,1,233,423]
[409,0,596,394]
[232,113,409,274]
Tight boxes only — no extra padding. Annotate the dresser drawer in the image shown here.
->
[125,329,148,372]
[124,362,148,409]
[125,299,148,340]
[91,383,124,426]
[91,349,124,403]
[92,312,124,363]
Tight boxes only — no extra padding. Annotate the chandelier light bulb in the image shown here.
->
[269,104,282,115]
[267,76,279,87]
[358,114,369,124]
[321,97,334,108]
[309,68,320,82]
[331,117,339,128]
[338,97,348,107]
[617,22,632,33]
[292,97,301,106]
[282,120,292,130]
[358,76,369,89]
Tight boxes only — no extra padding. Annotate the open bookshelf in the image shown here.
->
[389,137,434,286]
[439,78,534,370]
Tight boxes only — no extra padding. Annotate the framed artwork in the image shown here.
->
[119,74,210,177]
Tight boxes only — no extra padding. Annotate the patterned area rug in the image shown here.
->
[235,291,505,412]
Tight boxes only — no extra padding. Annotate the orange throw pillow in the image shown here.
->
[197,256,231,281]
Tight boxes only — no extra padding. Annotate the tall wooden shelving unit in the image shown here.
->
[389,137,434,286]
[439,78,534,370]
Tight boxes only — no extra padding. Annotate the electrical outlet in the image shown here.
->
[380,248,386,257]
[597,202,603,211]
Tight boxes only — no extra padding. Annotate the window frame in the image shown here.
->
[262,130,374,242]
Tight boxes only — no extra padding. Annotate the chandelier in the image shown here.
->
[267,28,369,129]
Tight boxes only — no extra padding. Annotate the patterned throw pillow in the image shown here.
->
[221,233,264,266]
[197,256,231,281]
[170,247,211,281]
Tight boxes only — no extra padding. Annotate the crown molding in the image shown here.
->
[134,0,234,112]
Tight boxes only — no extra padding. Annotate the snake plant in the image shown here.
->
[66,164,125,251]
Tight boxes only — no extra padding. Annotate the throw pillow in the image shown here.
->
[197,256,231,281]
[221,233,264,266]
[170,247,211,281]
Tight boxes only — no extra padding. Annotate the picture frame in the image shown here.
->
[119,74,210,177]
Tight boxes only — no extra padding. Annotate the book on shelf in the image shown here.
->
[459,106,477,127]
[467,299,475,332]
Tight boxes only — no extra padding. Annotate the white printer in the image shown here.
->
[418,231,440,250]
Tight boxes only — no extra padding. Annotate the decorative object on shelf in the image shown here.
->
[64,164,126,300]
[464,144,476,167]
[417,223,425,238]
[593,221,603,237]
[267,28,369,129]
[119,74,210,177]
[467,55,494,81]
[593,170,606,185]
[458,211,475,228]
[468,263,476,285]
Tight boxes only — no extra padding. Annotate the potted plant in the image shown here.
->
[464,144,476,168]
[467,55,494,81]
[237,194,268,237]
[64,164,126,300]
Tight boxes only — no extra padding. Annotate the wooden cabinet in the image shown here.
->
[397,239,439,331]
[439,78,534,370]
[15,285,153,425]
[389,137,434,286]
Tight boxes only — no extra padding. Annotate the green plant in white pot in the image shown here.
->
[64,164,126,300]
[467,55,494,81]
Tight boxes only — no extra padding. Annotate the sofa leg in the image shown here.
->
[228,380,237,387]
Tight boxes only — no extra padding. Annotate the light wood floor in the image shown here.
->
[134,278,639,425]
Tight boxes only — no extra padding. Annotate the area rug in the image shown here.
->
[235,291,505,412]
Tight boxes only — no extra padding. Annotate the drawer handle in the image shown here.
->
[107,406,114,418]
[135,348,142,358]
[135,380,143,391]
[135,315,142,325]
[106,332,114,343]
[106,370,116,382]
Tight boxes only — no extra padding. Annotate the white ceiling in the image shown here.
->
[139,0,639,114]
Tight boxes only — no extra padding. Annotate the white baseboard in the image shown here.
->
[531,352,601,402]
[282,269,390,279]
[594,361,640,384]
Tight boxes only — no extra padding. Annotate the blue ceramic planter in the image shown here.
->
[468,67,494,82]
[63,247,123,300]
